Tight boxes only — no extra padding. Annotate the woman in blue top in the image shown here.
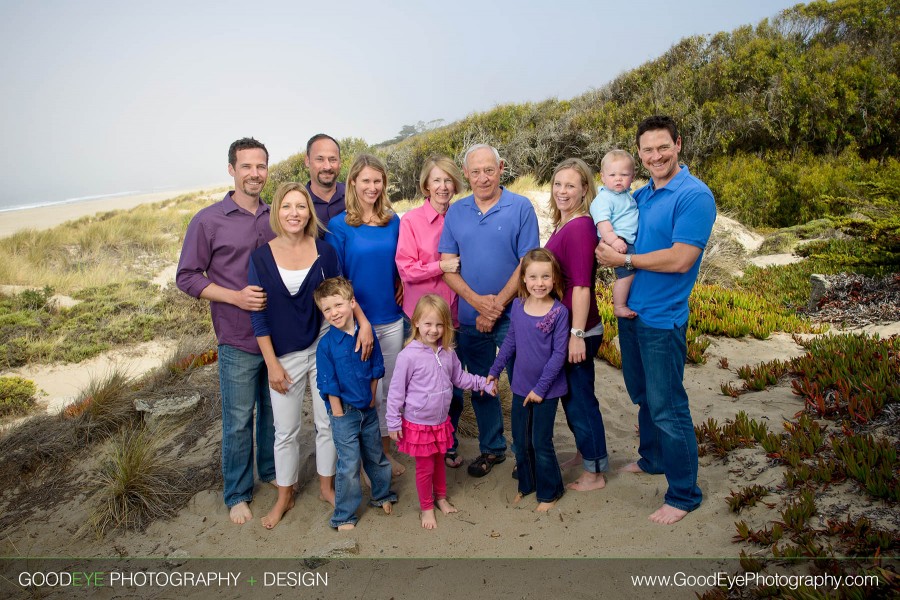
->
[249,182,372,529]
[325,154,406,476]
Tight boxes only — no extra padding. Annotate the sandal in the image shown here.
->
[467,453,506,478]
[445,451,463,469]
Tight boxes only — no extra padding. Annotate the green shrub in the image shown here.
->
[0,376,38,416]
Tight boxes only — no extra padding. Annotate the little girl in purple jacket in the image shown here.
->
[387,294,496,530]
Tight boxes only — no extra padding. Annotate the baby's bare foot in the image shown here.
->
[421,509,437,529]
[435,498,458,515]
[229,501,252,525]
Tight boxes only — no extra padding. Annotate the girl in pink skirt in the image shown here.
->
[387,294,496,529]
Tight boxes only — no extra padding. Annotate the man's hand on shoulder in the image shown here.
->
[236,285,267,311]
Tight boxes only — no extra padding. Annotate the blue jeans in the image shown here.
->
[617,317,702,512]
[512,393,564,503]
[457,315,513,455]
[218,344,275,508]
[329,404,397,528]
[561,334,609,473]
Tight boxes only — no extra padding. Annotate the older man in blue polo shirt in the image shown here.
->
[597,116,716,525]
[439,144,540,478]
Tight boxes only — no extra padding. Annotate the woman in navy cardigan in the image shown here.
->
[249,182,372,528]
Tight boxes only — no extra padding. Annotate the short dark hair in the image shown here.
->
[228,137,268,166]
[636,116,679,147]
[306,133,341,157]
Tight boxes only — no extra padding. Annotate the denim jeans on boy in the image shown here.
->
[512,393,564,503]
[329,404,398,528]
[218,344,276,508]
[617,317,702,512]
[561,334,609,473]
[457,314,514,456]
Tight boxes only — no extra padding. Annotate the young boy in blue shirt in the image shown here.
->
[314,277,397,530]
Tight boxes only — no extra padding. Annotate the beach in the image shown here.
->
[0,186,226,238]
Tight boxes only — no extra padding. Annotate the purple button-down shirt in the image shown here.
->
[176,191,275,353]
[307,181,346,233]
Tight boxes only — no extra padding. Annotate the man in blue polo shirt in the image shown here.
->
[439,144,540,478]
[596,115,716,525]
[305,133,345,232]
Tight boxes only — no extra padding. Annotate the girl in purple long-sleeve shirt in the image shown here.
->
[387,295,496,530]
[488,249,569,512]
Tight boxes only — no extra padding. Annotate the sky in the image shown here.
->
[0,0,804,209]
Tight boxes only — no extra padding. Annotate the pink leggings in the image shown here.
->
[414,453,447,510]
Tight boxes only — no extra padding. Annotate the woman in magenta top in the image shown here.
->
[395,155,467,468]
[543,158,609,492]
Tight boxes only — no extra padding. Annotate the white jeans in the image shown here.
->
[270,326,336,483]
[374,318,404,437]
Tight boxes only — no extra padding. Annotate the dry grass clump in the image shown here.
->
[88,425,187,536]
[68,370,138,444]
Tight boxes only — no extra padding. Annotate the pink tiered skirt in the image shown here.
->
[397,417,455,457]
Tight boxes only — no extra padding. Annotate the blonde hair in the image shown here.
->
[548,158,597,228]
[345,153,393,227]
[313,276,354,308]
[406,294,455,349]
[600,149,635,173]
[270,182,322,238]
[418,155,464,198]
[518,248,564,301]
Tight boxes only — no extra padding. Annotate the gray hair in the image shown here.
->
[463,143,501,168]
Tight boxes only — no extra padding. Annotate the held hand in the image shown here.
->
[595,241,625,268]
[523,391,543,405]
[484,376,498,396]
[475,314,496,333]
[237,285,267,311]
[612,238,628,254]
[395,280,404,306]
[568,335,586,364]
[369,397,377,409]
[355,321,375,361]
[440,257,460,273]
[389,430,402,442]
[267,361,293,395]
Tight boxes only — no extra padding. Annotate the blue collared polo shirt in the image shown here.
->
[438,187,539,326]
[316,325,385,410]
[628,166,716,329]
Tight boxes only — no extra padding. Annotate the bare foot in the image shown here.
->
[567,471,607,491]
[512,493,525,505]
[619,462,645,474]
[435,498,458,515]
[421,509,437,529]
[536,501,557,512]
[319,475,335,507]
[229,501,252,525]
[382,501,393,515]
[386,453,406,477]
[649,504,689,524]
[337,523,356,531]
[559,451,582,470]
[266,479,278,489]
[260,489,295,530]
[614,305,637,318]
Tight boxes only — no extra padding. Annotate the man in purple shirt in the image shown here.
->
[176,137,276,525]
[305,133,346,231]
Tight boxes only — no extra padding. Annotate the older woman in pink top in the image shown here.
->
[395,155,466,468]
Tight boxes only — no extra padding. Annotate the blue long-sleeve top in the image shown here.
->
[489,298,569,399]
[324,212,403,325]
[248,239,341,357]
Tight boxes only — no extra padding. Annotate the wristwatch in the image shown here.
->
[570,328,585,338]
[624,254,634,271]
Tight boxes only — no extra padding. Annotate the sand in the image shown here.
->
[0,185,226,238]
